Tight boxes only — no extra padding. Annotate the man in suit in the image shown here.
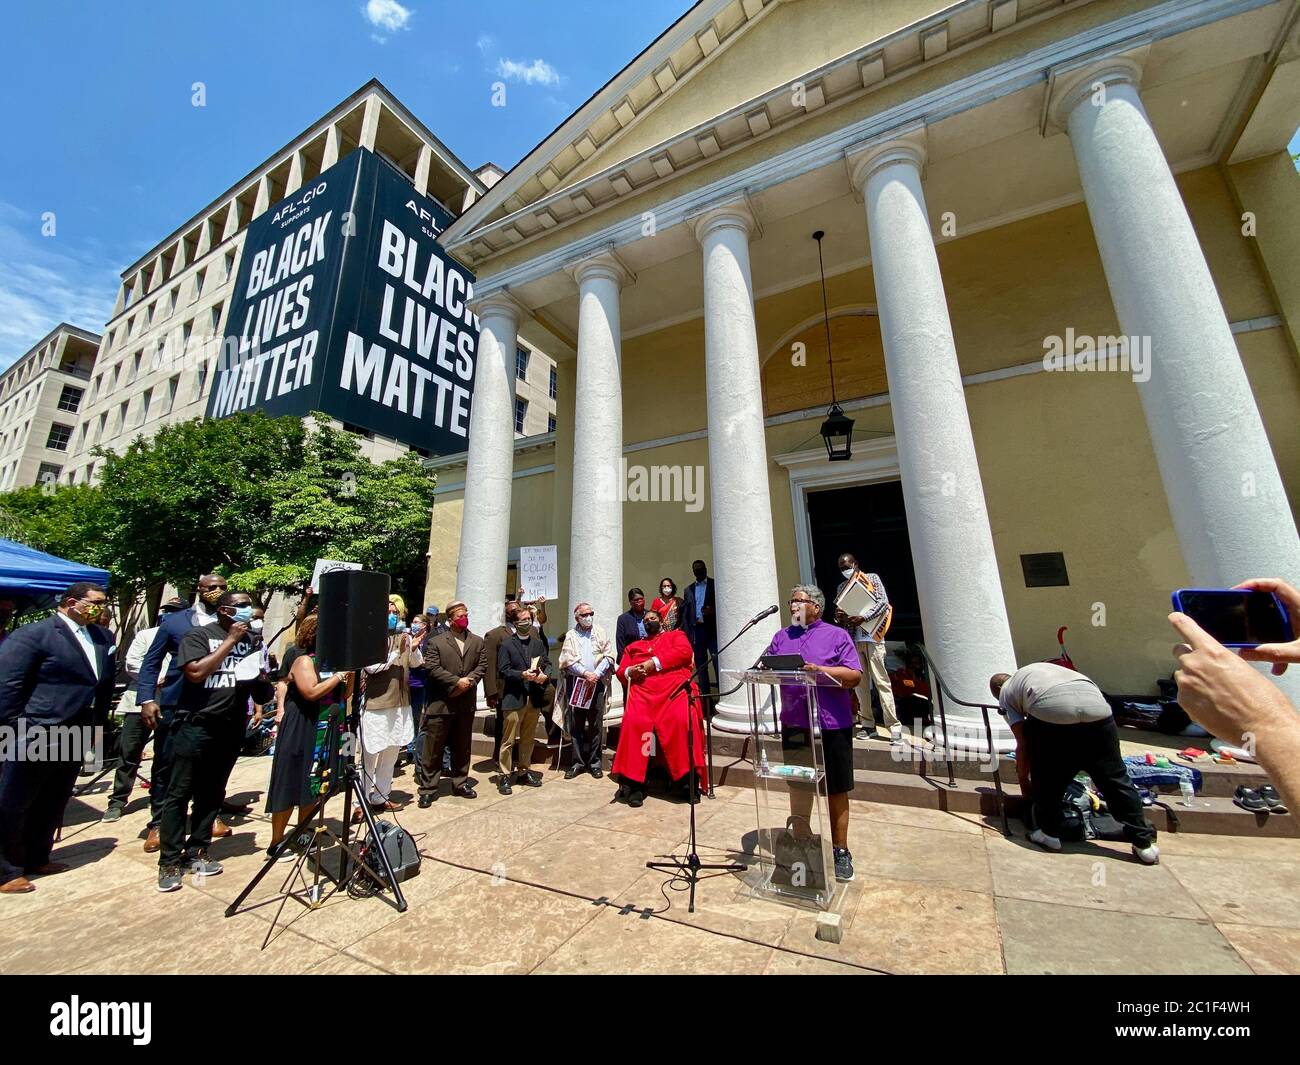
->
[484,600,519,764]
[496,605,556,794]
[683,561,718,694]
[135,573,229,853]
[419,601,488,806]
[615,587,648,662]
[0,582,116,894]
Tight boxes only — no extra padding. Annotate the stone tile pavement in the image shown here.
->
[3,750,1299,975]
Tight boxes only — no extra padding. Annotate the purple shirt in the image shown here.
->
[763,619,859,730]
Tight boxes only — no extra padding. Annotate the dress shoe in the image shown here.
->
[418,795,435,809]
[143,827,161,853]
[26,862,70,876]
[211,817,232,839]
[453,784,477,799]
[564,765,584,780]
[0,876,35,894]
[516,770,543,788]
[589,766,603,779]
[497,777,514,795]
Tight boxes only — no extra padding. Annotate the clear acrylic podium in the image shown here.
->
[724,668,840,912]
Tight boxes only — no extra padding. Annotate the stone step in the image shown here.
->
[460,710,1294,838]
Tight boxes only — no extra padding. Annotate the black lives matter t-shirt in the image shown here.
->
[177,621,265,723]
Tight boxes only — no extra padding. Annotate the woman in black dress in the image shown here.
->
[265,615,351,858]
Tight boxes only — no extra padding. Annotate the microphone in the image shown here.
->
[749,605,779,624]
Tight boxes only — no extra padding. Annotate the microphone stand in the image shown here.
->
[646,608,775,913]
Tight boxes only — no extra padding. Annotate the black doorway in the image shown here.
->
[806,479,922,643]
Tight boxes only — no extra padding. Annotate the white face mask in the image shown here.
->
[841,568,856,580]
[791,604,810,627]
[250,619,264,633]
[577,615,593,630]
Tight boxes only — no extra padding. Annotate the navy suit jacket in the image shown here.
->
[615,611,646,662]
[0,614,117,727]
[682,578,717,643]
[135,606,206,709]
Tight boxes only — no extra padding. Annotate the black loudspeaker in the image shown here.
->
[317,569,390,672]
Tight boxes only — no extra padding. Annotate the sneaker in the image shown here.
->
[102,805,124,824]
[189,852,224,877]
[1029,829,1062,852]
[833,846,855,882]
[853,726,872,740]
[1132,842,1160,865]
[889,724,904,746]
[266,842,297,864]
[157,864,184,892]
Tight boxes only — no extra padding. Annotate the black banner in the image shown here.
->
[206,149,476,455]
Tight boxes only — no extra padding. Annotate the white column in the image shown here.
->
[692,202,783,733]
[1052,56,1300,703]
[321,124,342,170]
[567,252,631,683]
[457,293,524,640]
[285,149,305,195]
[359,96,382,152]
[414,145,433,198]
[848,127,1017,749]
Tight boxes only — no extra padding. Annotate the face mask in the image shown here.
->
[661,587,673,598]
[791,604,809,627]
[577,615,593,630]
[644,619,661,636]
[387,614,399,631]
[250,619,264,633]
[841,568,856,580]
[515,620,533,636]
[229,605,254,624]
[199,586,226,606]
[411,622,425,634]
[78,601,104,623]
[451,616,469,632]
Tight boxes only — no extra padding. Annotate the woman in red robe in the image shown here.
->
[612,609,707,806]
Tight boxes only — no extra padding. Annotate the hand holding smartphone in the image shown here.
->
[1170,587,1294,650]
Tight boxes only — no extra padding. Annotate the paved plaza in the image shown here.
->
[4,749,1299,976]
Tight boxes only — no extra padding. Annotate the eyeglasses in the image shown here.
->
[788,599,815,605]
[577,612,594,618]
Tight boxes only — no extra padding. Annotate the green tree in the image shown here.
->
[1,411,437,624]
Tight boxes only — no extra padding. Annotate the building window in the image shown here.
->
[139,388,152,424]
[516,346,529,381]
[514,397,528,434]
[37,462,61,485]
[547,414,556,434]
[224,251,236,279]
[45,423,73,451]
[210,303,223,333]
[193,267,205,301]
[548,366,557,400]
[196,362,208,397]
[341,422,374,441]
[165,375,179,414]
[57,385,83,414]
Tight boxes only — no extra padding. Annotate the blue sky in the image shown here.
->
[0,0,690,369]
[0,2,1296,372]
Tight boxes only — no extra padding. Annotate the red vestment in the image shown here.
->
[612,628,706,784]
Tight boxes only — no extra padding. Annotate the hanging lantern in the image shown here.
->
[820,402,854,461]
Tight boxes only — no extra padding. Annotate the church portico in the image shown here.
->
[427,0,1300,741]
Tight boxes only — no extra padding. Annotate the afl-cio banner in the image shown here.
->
[206,148,477,455]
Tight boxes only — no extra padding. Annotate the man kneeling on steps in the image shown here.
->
[990,662,1158,865]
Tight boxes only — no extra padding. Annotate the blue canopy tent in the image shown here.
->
[0,537,111,611]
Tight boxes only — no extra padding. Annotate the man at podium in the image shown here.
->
[762,585,862,883]
[612,608,706,807]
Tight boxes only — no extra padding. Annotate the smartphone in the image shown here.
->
[1171,589,1294,648]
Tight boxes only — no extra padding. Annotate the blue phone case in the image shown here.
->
[1171,588,1293,648]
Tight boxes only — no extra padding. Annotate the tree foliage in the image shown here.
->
[0,411,437,616]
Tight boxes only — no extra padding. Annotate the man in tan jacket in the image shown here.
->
[419,602,488,805]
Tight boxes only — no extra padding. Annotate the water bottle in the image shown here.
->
[1179,778,1195,807]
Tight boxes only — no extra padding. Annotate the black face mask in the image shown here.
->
[644,619,662,636]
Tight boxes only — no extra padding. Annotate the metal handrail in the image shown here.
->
[913,644,1011,838]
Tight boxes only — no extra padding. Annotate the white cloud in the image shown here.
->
[363,0,413,42]
[0,202,119,372]
[494,57,563,87]
[476,34,496,54]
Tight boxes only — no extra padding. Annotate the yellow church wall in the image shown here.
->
[1226,151,1300,357]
